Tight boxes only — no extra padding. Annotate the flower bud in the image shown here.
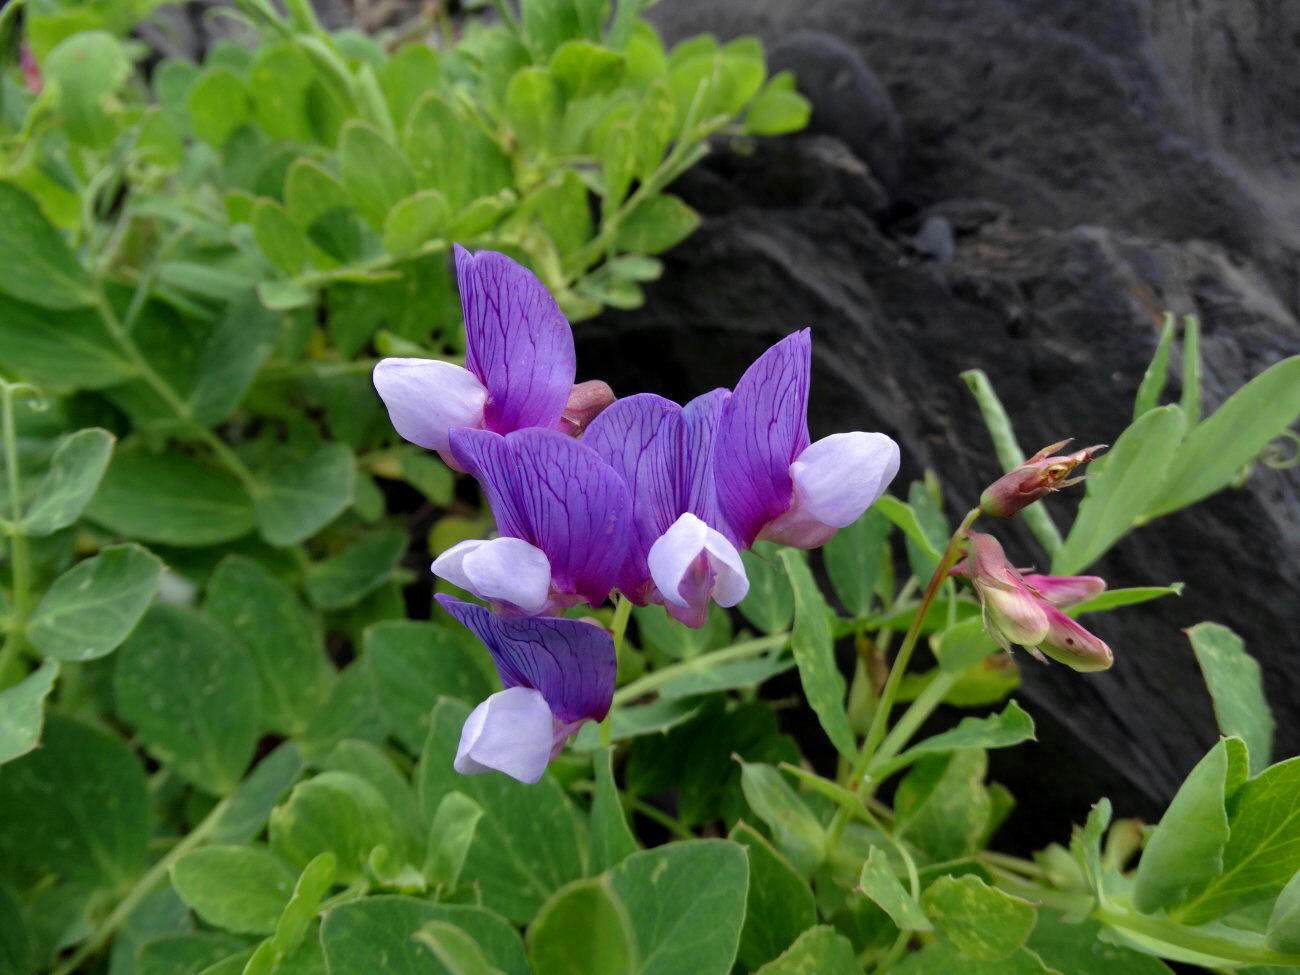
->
[964,533,1050,652]
[1021,573,1106,608]
[979,440,1106,517]
[1037,604,1113,672]
[555,380,616,437]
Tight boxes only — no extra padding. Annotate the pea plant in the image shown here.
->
[2,1,1300,973]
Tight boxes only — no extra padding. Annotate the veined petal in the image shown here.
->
[715,330,812,546]
[647,513,749,626]
[678,389,732,536]
[437,595,616,723]
[372,358,488,452]
[454,687,555,783]
[431,537,552,615]
[452,427,630,607]
[1022,574,1107,607]
[455,245,576,433]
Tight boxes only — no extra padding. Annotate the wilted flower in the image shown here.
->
[432,427,631,614]
[437,595,614,784]
[957,533,1113,672]
[979,439,1105,518]
[584,390,748,627]
[372,245,579,466]
[714,330,900,549]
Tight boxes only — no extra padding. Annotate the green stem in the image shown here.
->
[50,796,231,975]
[610,632,789,708]
[1093,903,1300,968]
[598,596,633,745]
[827,508,980,847]
[0,384,33,686]
[625,797,693,841]
[864,670,960,783]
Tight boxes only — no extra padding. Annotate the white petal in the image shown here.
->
[432,537,552,614]
[372,358,488,452]
[454,687,554,783]
[647,512,749,610]
[790,431,901,528]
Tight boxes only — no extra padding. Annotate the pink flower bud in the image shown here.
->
[20,43,42,94]
[555,380,616,437]
[979,440,1106,517]
[1021,573,1106,607]
[1038,604,1113,672]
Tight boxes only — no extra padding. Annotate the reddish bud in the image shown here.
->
[20,43,42,94]
[1038,604,1113,672]
[979,439,1106,517]
[555,380,615,437]
[1022,573,1107,608]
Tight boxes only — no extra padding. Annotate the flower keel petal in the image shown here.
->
[454,687,555,783]
[372,358,488,452]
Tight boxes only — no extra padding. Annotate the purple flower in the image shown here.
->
[714,330,901,548]
[436,595,614,783]
[372,245,576,465]
[584,391,748,626]
[432,427,631,614]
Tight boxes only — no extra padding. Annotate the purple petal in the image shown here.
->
[437,595,616,723]
[715,330,812,546]
[372,358,488,452]
[450,427,630,607]
[583,394,681,601]
[455,245,576,433]
[678,388,732,539]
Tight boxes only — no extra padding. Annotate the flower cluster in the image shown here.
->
[374,248,900,782]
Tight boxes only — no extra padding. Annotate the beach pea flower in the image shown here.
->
[432,427,631,614]
[436,595,614,784]
[372,245,577,465]
[714,330,901,549]
[584,390,748,627]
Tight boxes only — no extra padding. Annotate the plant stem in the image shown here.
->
[610,632,789,708]
[1093,902,1300,968]
[625,797,693,841]
[864,670,960,783]
[827,508,980,847]
[0,384,33,687]
[598,595,633,745]
[50,796,231,975]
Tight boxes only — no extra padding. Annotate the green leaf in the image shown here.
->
[1053,404,1186,574]
[1187,623,1274,774]
[413,920,506,975]
[320,896,528,975]
[284,159,351,227]
[26,543,163,661]
[0,293,132,388]
[43,31,131,148]
[253,199,308,275]
[589,747,638,873]
[1071,798,1112,899]
[136,933,251,975]
[205,557,334,736]
[504,66,563,152]
[363,620,496,753]
[730,822,818,970]
[0,659,58,765]
[296,663,386,761]
[549,40,625,99]
[188,68,252,147]
[0,182,93,308]
[858,846,932,932]
[895,750,993,861]
[403,93,513,212]
[901,700,1036,760]
[1028,912,1175,975]
[322,740,423,863]
[778,548,854,758]
[823,507,890,616]
[1180,315,1202,427]
[614,194,699,255]
[752,925,860,975]
[521,0,581,59]
[170,846,298,935]
[87,451,255,546]
[0,714,148,886]
[526,877,635,975]
[607,840,748,975]
[21,428,114,536]
[210,742,306,845]
[872,494,944,564]
[632,601,731,660]
[113,605,263,795]
[922,873,1037,961]
[253,443,356,546]
[1267,870,1300,954]
[338,121,417,229]
[1068,583,1184,615]
[269,771,400,884]
[737,541,795,633]
[304,528,406,609]
[892,944,1058,975]
[423,792,484,891]
[737,760,826,878]
[1133,313,1176,420]
[1146,356,1300,518]
[744,72,811,136]
[1133,736,1247,914]
[0,883,30,973]
[934,616,999,673]
[272,852,335,956]
[417,699,585,922]
[1175,752,1300,923]
[382,190,450,254]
